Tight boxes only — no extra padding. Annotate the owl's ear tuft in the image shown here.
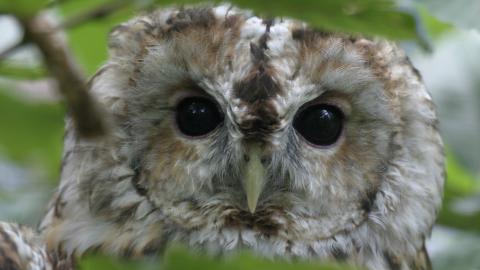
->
[107,18,155,59]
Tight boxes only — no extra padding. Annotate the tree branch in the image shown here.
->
[20,13,107,138]
[60,0,131,29]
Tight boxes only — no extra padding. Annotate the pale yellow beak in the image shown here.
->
[243,145,266,214]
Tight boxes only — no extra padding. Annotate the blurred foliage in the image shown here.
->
[158,0,418,39]
[0,89,63,178]
[0,62,47,80]
[1,0,424,75]
[232,0,416,40]
[438,151,480,233]
[415,5,454,38]
[80,246,358,270]
[417,0,480,31]
[0,0,48,16]
[0,0,479,269]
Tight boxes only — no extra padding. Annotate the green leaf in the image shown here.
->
[163,246,356,270]
[56,0,421,75]
[80,246,359,270]
[444,151,479,196]
[0,62,47,80]
[156,0,417,40]
[80,255,157,270]
[416,4,454,38]
[0,0,48,16]
[437,151,480,232]
[0,88,63,179]
[438,197,480,233]
[417,0,480,31]
[232,0,416,40]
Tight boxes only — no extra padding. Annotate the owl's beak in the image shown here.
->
[243,144,266,214]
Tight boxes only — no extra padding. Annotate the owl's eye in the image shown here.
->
[293,104,344,146]
[176,97,223,137]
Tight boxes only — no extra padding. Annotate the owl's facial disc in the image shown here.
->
[38,6,445,263]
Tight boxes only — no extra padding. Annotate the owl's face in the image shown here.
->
[41,5,444,268]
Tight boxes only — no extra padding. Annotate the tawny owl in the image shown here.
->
[0,5,444,270]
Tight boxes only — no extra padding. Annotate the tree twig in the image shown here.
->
[60,0,131,29]
[20,13,107,138]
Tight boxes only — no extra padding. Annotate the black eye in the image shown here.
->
[176,97,223,137]
[293,104,344,146]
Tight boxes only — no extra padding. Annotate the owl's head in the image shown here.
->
[42,5,444,268]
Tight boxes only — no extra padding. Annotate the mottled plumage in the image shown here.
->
[1,5,444,270]
[0,222,51,270]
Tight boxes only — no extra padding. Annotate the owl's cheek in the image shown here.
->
[145,134,206,202]
[294,138,384,214]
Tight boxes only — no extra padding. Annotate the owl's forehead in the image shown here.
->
[115,5,383,132]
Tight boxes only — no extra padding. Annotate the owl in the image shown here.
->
[0,4,444,270]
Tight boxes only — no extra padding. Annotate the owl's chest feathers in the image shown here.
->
[180,213,350,253]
